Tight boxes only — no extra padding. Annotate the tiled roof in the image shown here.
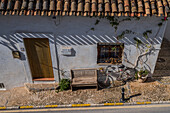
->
[0,0,169,17]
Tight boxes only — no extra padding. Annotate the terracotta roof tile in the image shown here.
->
[50,0,55,11]
[0,0,169,16]
[105,0,110,12]
[28,0,34,10]
[131,0,137,16]
[157,0,164,16]
[43,0,48,11]
[111,0,117,13]
[168,0,170,6]
[7,0,14,11]
[70,0,76,15]
[0,0,6,10]
[144,0,150,16]
[84,0,90,16]
[91,0,97,16]
[138,0,144,14]
[14,0,21,11]
[35,0,41,10]
[150,0,156,15]
[21,0,28,10]
[77,0,83,12]
[98,0,103,11]
[57,0,62,11]
[118,0,123,12]
[63,0,69,15]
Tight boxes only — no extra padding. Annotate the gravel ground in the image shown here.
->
[129,81,170,102]
[0,79,169,107]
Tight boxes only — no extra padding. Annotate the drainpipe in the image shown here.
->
[54,33,61,82]
[53,16,61,82]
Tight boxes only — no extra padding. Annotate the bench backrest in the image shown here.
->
[71,68,97,79]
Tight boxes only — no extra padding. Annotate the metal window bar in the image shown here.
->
[97,43,124,64]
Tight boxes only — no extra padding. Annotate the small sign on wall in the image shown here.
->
[61,46,73,56]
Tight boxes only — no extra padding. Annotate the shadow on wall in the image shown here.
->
[0,32,163,47]
[0,32,163,73]
[0,33,56,61]
[56,34,162,46]
[0,34,26,60]
[123,45,161,72]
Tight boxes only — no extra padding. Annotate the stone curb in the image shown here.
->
[0,101,170,110]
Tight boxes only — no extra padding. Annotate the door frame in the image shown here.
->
[22,36,58,82]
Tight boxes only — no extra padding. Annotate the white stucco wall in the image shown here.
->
[0,15,167,89]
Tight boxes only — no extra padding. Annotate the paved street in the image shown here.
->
[1,104,170,113]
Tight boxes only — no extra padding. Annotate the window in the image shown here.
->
[0,83,5,90]
[97,43,124,64]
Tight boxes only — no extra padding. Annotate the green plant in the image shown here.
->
[95,19,100,25]
[158,22,162,27]
[143,30,152,39]
[111,47,116,51]
[120,44,124,49]
[59,79,70,91]
[133,37,143,47]
[90,27,95,31]
[135,71,139,80]
[110,21,119,26]
[105,16,119,32]
[117,30,135,40]
[133,16,140,20]
[138,69,149,78]
[121,18,131,21]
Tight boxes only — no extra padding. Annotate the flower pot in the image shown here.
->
[138,78,143,83]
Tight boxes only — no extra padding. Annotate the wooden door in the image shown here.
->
[24,38,54,79]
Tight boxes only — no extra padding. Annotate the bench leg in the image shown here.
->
[71,86,73,91]
[96,84,99,91]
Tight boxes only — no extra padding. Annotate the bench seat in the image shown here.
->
[72,77,97,85]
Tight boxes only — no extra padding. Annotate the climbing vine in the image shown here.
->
[143,30,152,39]
[87,15,168,71]
[89,15,167,49]
[133,37,143,47]
[95,19,100,25]
[117,30,134,40]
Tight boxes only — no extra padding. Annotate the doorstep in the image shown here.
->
[33,78,56,84]
[24,82,59,92]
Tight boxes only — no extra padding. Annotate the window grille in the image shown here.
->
[97,43,124,64]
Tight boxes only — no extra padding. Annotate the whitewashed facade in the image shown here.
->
[0,16,168,89]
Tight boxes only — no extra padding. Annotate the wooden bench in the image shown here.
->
[70,68,98,91]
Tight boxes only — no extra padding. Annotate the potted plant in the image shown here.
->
[137,69,149,82]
